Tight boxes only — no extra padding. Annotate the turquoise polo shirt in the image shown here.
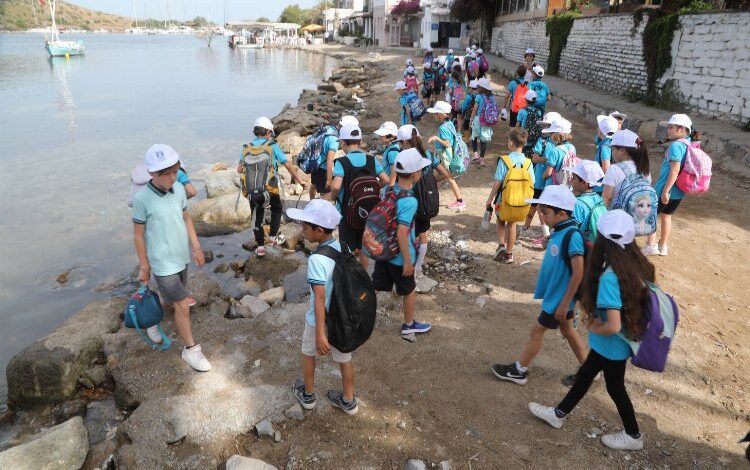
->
[594,137,612,194]
[546,141,576,173]
[400,93,411,125]
[306,238,341,327]
[317,133,340,168]
[381,142,401,176]
[573,191,604,240]
[436,120,456,152]
[494,152,535,186]
[588,268,632,360]
[655,139,689,200]
[332,150,385,211]
[177,169,191,185]
[532,137,555,189]
[528,79,550,110]
[533,220,585,314]
[388,184,418,267]
[132,181,190,277]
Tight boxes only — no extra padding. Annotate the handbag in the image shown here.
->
[123,285,171,350]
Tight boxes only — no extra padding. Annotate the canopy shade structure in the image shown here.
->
[300,24,325,33]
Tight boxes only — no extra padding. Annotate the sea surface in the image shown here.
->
[0,33,339,401]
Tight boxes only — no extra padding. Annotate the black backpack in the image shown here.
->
[315,244,377,353]
[414,160,440,221]
[339,156,381,230]
[522,106,543,157]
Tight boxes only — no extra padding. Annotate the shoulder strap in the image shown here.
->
[365,155,376,175]
[314,244,340,261]
[560,225,584,271]
[522,158,532,171]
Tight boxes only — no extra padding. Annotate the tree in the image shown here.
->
[256,16,271,22]
[279,4,306,24]
[191,16,209,27]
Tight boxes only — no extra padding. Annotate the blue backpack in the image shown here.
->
[611,163,657,236]
[297,125,338,174]
[405,91,426,122]
[123,285,171,350]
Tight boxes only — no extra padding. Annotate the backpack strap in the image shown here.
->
[314,244,341,262]
[499,154,514,191]
[559,223,584,272]
[125,302,171,351]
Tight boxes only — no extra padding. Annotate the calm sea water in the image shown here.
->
[0,33,339,401]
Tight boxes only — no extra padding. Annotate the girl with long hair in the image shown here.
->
[602,129,651,208]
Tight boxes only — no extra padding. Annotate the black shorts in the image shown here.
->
[657,198,682,215]
[530,188,544,207]
[509,111,518,127]
[338,219,363,251]
[372,261,416,296]
[415,217,431,235]
[537,310,574,330]
[311,167,329,195]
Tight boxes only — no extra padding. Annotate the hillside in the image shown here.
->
[0,0,132,31]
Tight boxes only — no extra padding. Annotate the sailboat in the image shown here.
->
[45,0,84,57]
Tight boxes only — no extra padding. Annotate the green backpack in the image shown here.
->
[580,195,608,244]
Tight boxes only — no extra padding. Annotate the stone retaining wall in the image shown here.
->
[490,18,548,70]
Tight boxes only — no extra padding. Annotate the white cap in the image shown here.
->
[609,110,627,120]
[427,101,452,114]
[394,80,408,91]
[448,48,453,53]
[477,48,483,54]
[424,61,432,68]
[145,144,180,173]
[339,123,362,140]
[525,48,535,55]
[396,124,419,142]
[542,118,572,134]
[394,148,431,174]
[405,65,416,74]
[406,58,413,65]
[427,46,433,52]
[661,113,692,130]
[525,184,576,211]
[477,77,492,90]
[465,47,471,53]
[610,129,641,148]
[286,199,341,230]
[374,121,399,137]
[339,115,359,127]
[571,160,605,187]
[253,116,274,132]
[597,115,619,136]
[541,111,562,126]
[524,89,538,102]
[532,65,545,77]
[597,209,635,249]
[471,44,477,50]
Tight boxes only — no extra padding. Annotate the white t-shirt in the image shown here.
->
[603,161,651,207]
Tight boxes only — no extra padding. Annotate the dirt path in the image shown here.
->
[241,48,750,468]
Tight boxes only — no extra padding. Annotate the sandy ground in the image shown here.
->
[220,47,749,469]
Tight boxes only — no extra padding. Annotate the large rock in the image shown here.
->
[259,287,285,306]
[0,416,89,470]
[187,270,222,307]
[205,169,241,199]
[272,106,326,135]
[190,191,252,232]
[237,295,270,317]
[276,131,306,157]
[226,455,278,470]
[6,298,126,405]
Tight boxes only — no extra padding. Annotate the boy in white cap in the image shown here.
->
[394,81,412,126]
[310,114,359,202]
[133,144,210,372]
[238,116,307,257]
[422,61,436,107]
[371,148,432,337]
[530,209,650,451]
[570,160,606,245]
[524,112,562,237]
[287,199,359,415]
[331,124,388,267]
[594,115,619,181]
[528,65,551,113]
[374,121,401,177]
[609,111,627,129]
[505,64,529,128]
[491,185,587,385]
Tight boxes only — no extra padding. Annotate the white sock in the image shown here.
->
[515,361,528,373]
[541,224,550,237]
[415,243,428,271]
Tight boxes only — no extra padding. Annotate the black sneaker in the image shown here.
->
[326,390,358,415]
[491,363,528,385]
[292,379,316,410]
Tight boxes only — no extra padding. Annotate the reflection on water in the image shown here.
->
[0,34,338,401]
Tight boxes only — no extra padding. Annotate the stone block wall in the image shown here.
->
[490,19,549,70]
[661,12,750,125]
[558,14,648,97]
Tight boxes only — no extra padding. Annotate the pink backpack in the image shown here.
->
[674,138,712,194]
[551,144,581,187]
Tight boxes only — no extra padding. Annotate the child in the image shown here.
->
[570,160,606,244]
[517,90,543,157]
[374,121,401,177]
[504,65,527,128]
[447,69,466,130]
[469,77,495,167]
[404,65,420,94]
[529,209,651,451]
[461,79,479,140]
[594,115,619,181]
[371,148,432,337]
[542,118,576,187]
[485,128,535,264]
[422,62,436,107]
[310,115,359,202]
[288,199,359,415]
[237,116,307,257]
[425,102,467,211]
[602,129,651,209]
[423,46,434,65]
[643,114,696,257]
[523,48,536,82]
[434,58,446,96]
[395,81,412,126]
[527,65,551,114]
[403,58,414,78]
[331,124,389,267]
[133,144,210,372]
[476,48,488,79]
[491,185,588,384]
[445,49,455,71]
[609,111,627,130]
[524,112,561,236]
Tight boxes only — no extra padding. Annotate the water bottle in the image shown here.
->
[481,207,492,231]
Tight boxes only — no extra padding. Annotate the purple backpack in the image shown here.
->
[618,283,679,373]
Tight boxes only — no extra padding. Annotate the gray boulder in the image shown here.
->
[187,270,222,307]
[272,106,326,135]
[205,169,241,199]
[190,191,252,232]
[405,459,427,470]
[0,416,89,470]
[276,131,306,157]
[259,287,285,307]
[226,455,278,470]
[237,295,270,317]
[6,297,126,405]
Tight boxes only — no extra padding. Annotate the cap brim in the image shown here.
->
[285,208,311,224]
[525,198,542,205]
[374,129,390,136]
[541,128,556,134]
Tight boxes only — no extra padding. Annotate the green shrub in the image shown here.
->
[545,12,580,75]
[642,11,678,104]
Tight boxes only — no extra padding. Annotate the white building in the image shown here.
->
[324,0,365,37]
[372,0,464,49]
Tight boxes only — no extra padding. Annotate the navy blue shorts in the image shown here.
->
[537,310,574,329]
[657,198,682,215]
[311,167,329,195]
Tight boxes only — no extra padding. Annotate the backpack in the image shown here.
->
[128,164,152,207]
[314,244,377,353]
[468,59,479,78]
[551,143,581,187]
[479,95,499,127]
[405,91,426,122]
[578,194,608,245]
[242,140,279,198]
[405,75,419,92]
[297,125,337,174]
[617,282,679,373]
[362,189,415,261]
[414,160,439,221]
[479,54,489,72]
[612,163,658,236]
[123,285,171,350]
[510,79,529,113]
[442,120,469,176]
[339,156,381,231]
[522,106,543,155]
[497,155,534,222]
[450,84,466,112]
[674,138,712,194]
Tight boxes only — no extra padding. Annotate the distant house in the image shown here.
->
[324,0,365,37]
[371,0,465,48]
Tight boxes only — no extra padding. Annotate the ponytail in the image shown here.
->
[690,127,701,141]
[625,138,650,177]
[410,129,427,157]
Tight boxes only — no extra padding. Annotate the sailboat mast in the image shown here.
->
[48,0,58,41]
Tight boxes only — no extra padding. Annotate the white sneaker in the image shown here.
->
[601,430,643,451]
[641,244,659,256]
[528,402,565,429]
[658,244,668,256]
[181,344,212,372]
[146,325,163,344]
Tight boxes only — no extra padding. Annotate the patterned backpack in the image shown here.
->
[674,138,712,194]
[551,143,581,188]
[297,125,337,174]
[479,95,499,127]
[450,85,466,112]
[522,106,543,156]
[612,163,658,236]
[362,189,415,262]
[405,91,426,122]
